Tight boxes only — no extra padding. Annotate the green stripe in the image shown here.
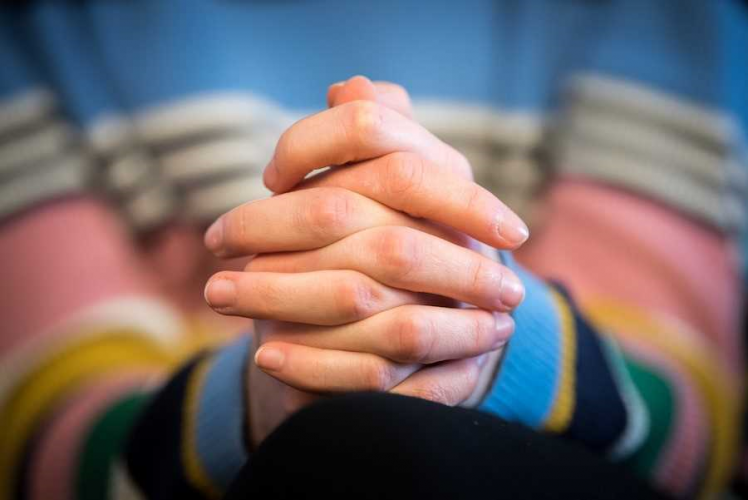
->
[620,357,674,476]
[75,392,150,500]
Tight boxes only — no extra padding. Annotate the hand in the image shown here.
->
[204,77,528,446]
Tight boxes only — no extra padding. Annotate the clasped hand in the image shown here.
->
[203,77,529,447]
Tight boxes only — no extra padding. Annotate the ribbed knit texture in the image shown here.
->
[480,255,562,428]
[479,255,740,499]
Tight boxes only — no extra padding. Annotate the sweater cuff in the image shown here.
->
[479,253,563,429]
[192,335,252,492]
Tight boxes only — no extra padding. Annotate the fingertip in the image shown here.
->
[493,313,515,344]
[327,81,345,108]
[255,344,286,372]
[494,210,530,248]
[204,276,237,309]
[204,217,225,255]
[263,159,280,192]
[499,269,525,310]
[334,75,377,105]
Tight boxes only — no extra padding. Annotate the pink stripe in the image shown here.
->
[0,198,157,355]
[29,372,156,500]
[517,178,743,377]
[618,334,707,497]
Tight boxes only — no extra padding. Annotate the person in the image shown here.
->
[1,2,746,499]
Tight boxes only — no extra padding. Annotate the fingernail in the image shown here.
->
[499,272,525,310]
[495,211,530,247]
[493,314,515,347]
[204,279,236,308]
[255,346,285,371]
[330,81,345,89]
[263,160,278,190]
[204,218,224,254]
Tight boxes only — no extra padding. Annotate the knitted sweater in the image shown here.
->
[0,257,739,499]
[0,1,746,499]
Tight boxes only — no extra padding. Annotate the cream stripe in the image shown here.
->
[414,100,543,149]
[566,74,738,147]
[598,336,650,460]
[562,105,728,188]
[111,459,146,500]
[0,297,185,412]
[558,142,742,230]
[0,151,91,217]
[160,136,270,184]
[0,88,56,137]
[134,93,287,144]
[0,121,74,174]
[183,175,270,220]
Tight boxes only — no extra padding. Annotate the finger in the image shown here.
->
[263,99,471,193]
[253,342,420,393]
[372,81,414,118]
[327,76,414,118]
[205,186,469,258]
[390,356,486,406]
[327,75,377,107]
[263,306,513,365]
[246,226,525,312]
[204,270,424,325]
[298,152,529,248]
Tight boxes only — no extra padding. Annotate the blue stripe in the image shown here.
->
[195,335,251,490]
[479,253,562,429]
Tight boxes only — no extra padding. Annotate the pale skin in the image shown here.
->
[204,76,530,447]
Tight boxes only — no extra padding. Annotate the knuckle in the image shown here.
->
[346,100,385,148]
[370,227,420,280]
[382,152,426,203]
[395,309,435,363]
[221,209,246,253]
[334,273,378,321]
[305,189,354,234]
[273,127,296,167]
[364,359,395,392]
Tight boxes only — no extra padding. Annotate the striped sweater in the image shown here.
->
[0,1,746,499]
[0,257,740,499]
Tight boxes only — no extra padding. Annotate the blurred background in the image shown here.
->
[0,1,747,499]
